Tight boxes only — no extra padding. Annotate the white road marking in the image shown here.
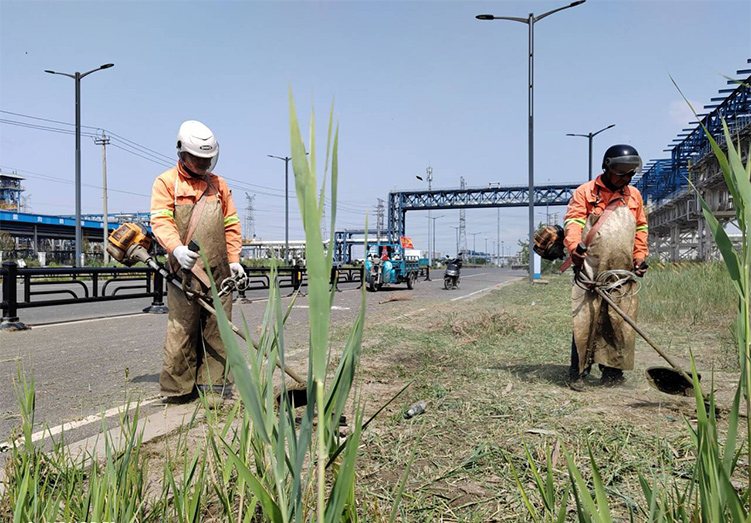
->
[31,312,149,329]
[451,283,505,302]
[294,305,350,310]
[0,396,161,453]
[460,273,489,278]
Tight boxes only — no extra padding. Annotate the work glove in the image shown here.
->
[571,243,588,268]
[633,258,648,277]
[230,262,246,279]
[173,245,200,270]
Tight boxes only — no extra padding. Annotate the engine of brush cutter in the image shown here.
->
[107,222,154,266]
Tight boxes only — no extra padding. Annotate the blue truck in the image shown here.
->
[364,243,423,292]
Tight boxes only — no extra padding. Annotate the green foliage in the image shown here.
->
[512,95,751,520]
[2,94,408,521]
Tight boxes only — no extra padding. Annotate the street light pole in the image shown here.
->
[469,232,482,263]
[416,166,434,262]
[566,124,616,181]
[426,215,444,262]
[451,226,460,256]
[268,155,292,264]
[45,63,114,267]
[476,0,585,282]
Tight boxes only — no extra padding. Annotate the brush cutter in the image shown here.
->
[107,223,307,387]
[573,250,702,398]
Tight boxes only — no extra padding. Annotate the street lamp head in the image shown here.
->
[569,0,586,6]
[605,124,616,130]
[415,175,424,181]
[44,70,56,74]
[476,14,495,20]
[100,63,115,70]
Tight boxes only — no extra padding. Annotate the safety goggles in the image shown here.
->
[181,151,218,175]
[605,155,642,177]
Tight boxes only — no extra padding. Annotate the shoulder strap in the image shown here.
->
[169,181,215,290]
[559,196,622,272]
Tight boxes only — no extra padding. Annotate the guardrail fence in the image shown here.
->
[1,261,363,331]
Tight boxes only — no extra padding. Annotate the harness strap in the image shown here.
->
[559,196,623,272]
[170,176,216,290]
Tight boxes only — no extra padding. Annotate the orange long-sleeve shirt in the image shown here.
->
[563,174,649,260]
[150,163,242,263]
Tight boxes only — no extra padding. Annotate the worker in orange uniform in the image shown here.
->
[563,145,649,391]
[150,120,243,406]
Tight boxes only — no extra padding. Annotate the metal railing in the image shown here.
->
[1,261,364,330]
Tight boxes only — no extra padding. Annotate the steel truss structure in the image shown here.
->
[332,229,387,264]
[387,184,578,243]
[633,63,751,261]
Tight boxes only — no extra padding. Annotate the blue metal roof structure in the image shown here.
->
[1,211,152,240]
[634,62,751,203]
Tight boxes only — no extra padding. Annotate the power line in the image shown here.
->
[2,110,371,213]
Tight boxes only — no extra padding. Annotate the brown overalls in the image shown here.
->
[572,203,638,374]
[160,182,233,397]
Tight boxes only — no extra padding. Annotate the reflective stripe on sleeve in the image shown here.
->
[150,209,174,219]
[636,225,648,232]
[224,214,240,226]
[564,218,586,228]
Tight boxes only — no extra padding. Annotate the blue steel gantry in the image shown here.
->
[633,62,751,260]
[387,183,579,243]
[634,68,751,204]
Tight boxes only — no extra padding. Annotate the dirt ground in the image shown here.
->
[127,271,741,521]
[345,274,741,521]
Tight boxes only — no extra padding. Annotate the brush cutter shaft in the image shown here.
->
[145,258,306,385]
[594,287,694,386]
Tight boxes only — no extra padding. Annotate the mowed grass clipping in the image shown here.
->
[350,269,740,521]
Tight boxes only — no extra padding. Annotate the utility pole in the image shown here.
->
[459,176,467,252]
[94,132,110,265]
[244,192,256,240]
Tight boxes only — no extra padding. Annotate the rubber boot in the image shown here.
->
[599,366,625,387]
[567,336,588,391]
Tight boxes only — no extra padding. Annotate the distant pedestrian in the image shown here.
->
[150,121,244,407]
[563,144,649,391]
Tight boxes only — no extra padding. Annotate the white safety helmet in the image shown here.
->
[176,120,219,174]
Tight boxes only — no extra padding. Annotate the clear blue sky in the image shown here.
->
[1,0,749,258]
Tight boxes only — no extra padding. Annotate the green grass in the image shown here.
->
[640,262,736,328]
[342,271,740,521]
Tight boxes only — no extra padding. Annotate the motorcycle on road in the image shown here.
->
[443,261,461,290]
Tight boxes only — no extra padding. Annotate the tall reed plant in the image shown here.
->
[512,86,751,520]
[204,91,376,522]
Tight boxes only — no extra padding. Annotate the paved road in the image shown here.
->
[0,268,524,453]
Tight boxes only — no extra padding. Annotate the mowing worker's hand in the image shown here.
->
[173,245,200,270]
[571,242,588,268]
[229,262,246,279]
[634,258,648,277]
